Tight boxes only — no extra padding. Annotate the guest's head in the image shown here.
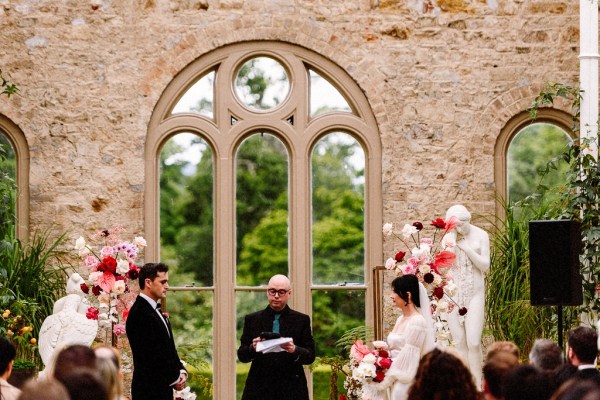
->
[567,326,598,366]
[529,339,565,371]
[0,337,17,378]
[139,262,169,301]
[550,378,600,400]
[391,274,421,308]
[94,345,123,400]
[482,350,519,400]
[59,368,109,400]
[504,364,553,400]
[18,379,71,400]
[485,340,520,361]
[267,274,292,312]
[52,344,97,383]
[407,348,479,400]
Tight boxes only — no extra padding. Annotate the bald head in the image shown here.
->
[267,274,291,312]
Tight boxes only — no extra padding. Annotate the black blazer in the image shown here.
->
[126,296,185,400]
[237,305,315,400]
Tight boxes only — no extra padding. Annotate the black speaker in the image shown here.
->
[529,220,582,306]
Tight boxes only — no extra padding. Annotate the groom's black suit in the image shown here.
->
[126,295,185,400]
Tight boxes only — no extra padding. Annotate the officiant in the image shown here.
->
[237,274,315,400]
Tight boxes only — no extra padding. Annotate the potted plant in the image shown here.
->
[1,303,39,387]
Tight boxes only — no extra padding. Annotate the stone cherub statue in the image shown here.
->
[38,273,99,369]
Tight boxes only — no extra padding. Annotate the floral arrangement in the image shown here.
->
[344,339,392,399]
[74,224,146,338]
[0,307,37,356]
[174,386,197,400]
[383,217,466,344]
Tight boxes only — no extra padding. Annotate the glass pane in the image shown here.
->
[0,132,16,239]
[168,290,214,400]
[312,132,365,285]
[160,133,214,286]
[312,289,365,397]
[309,69,352,117]
[236,133,289,286]
[507,123,570,203]
[172,71,215,118]
[235,290,268,400]
[234,57,290,111]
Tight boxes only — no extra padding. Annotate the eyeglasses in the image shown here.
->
[267,288,290,296]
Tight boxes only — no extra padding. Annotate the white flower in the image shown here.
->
[134,236,147,247]
[75,236,86,250]
[362,353,377,364]
[89,271,103,284]
[113,280,126,294]
[98,292,111,304]
[174,387,197,400]
[356,361,376,379]
[116,259,130,275]
[444,282,458,297]
[418,264,431,275]
[384,257,396,270]
[401,224,418,239]
[432,273,442,286]
[372,340,388,350]
[382,223,393,236]
[436,299,449,313]
[436,330,450,341]
[78,246,91,257]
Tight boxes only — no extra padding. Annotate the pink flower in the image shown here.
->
[350,340,371,362]
[402,264,416,275]
[97,271,116,293]
[434,250,456,268]
[113,323,126,336]
[444,215,460,232]
[100,245,115,258]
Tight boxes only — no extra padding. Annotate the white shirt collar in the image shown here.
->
[140,293,159,309]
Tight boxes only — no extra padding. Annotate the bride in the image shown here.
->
[373,274,435,400]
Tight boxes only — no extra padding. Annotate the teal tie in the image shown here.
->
[273,313,281,333]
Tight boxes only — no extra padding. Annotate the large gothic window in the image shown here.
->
[147,42,382,399]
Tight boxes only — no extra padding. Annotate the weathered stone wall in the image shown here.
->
[0,0,578,369]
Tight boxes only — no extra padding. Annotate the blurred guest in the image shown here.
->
[550,378,600,400]
[485,341,520,361]
[504,364,553,400]
[529,339,565,371]
[0,337,21,400]
[59,369,108,400]
[566,326,600,385]
[482,351,519,400]
[407,348,480,400]
[50,344,97,383]
[94,346,126,400]
[17,379,70,400]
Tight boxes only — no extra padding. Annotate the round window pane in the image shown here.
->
[234,57,290,111]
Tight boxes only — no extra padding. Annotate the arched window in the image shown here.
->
[0,115,29,240]
[494,109,575,213]
[146,42,382,399]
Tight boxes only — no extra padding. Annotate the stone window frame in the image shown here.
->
[0,114,29,240]
[494,107,576,215]
[145,41,382,398]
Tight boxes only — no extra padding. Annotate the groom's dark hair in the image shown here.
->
[139,262,169,289]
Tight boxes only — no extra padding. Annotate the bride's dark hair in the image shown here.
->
[391,274,421,308]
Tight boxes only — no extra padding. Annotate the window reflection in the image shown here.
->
[234,57,290,111]
[235,133,289,286]
[309,69,352,117]
[312,132,365,285]
[172,71,215,118]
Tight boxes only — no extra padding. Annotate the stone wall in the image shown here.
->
[0,0,579,379]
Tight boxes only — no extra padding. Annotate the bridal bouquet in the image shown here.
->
[383,217,466,344]
[346,339,392,399]
[74,224,146,337]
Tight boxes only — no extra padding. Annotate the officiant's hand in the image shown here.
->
[280,339,295,353]
[252,336,263,350]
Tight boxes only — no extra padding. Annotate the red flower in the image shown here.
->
[433,287,444,300]
[101,257,117,274]
[378,357,392,369]
[423,273,434,284]
[412,221,424,231]
[395,251,406,262]
[126,266,140,280]
[91,285,102,296]
[431,218,446,229]
[458,307,468,316]
[378,349,389,358]
[80,283,89,294]
[373,369,386,382]
[86,307,99,320]
[339,396,348,400]
[122,309,129,321]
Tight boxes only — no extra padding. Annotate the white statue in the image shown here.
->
[444,205,490,389]
[38,273,99,368]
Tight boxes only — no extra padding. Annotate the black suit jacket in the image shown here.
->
[237,305,315,400]
[126,295,185,400]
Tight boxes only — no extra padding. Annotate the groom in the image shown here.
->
[126,262,187,400]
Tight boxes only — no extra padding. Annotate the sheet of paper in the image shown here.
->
[256,337,292,353]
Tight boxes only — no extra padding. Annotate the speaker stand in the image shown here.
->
[557,305,563,349]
